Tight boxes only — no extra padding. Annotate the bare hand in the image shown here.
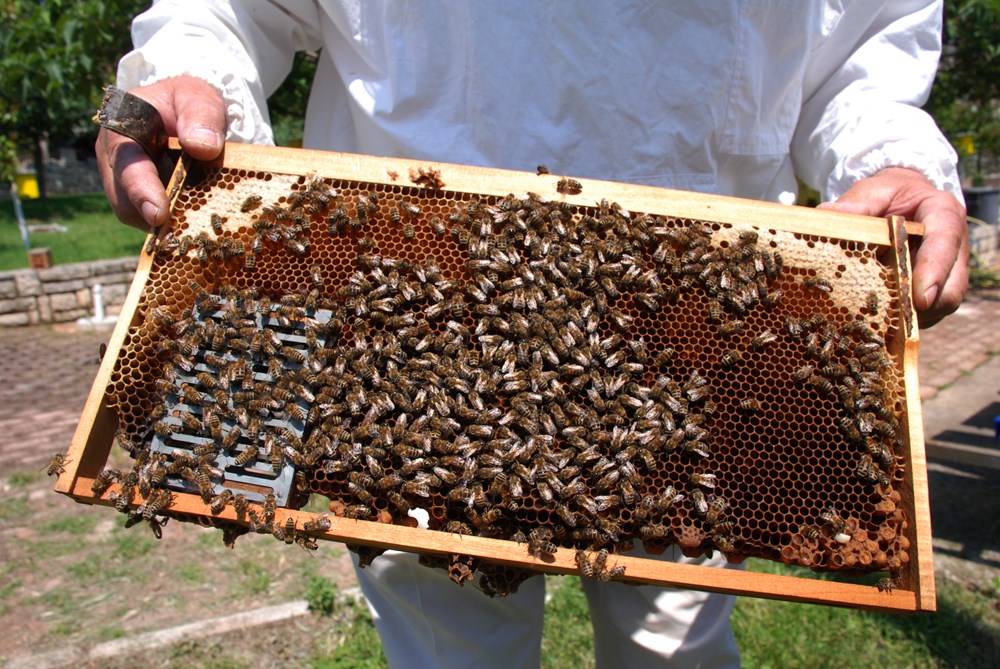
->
[817,167,969,328]
[96,75,226,230]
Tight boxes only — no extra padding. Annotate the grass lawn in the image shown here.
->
[0,193,146,270]
[310,562,1000,668]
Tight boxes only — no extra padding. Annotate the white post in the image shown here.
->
[10,181,29,250]
[92,283,106,321]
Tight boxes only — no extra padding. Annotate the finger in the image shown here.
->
[135,76,226,160]
[917,258,969,328]
[98,130,169,229]
[816,194,884,218]
[912,213,969,328]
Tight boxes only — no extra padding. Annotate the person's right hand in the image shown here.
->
[96,75,226,230]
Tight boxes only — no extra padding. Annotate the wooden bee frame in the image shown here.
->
[57,142,933,613]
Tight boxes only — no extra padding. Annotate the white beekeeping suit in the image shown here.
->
[115,2,958,667]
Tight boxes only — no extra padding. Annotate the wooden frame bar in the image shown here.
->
[57,143,934,613]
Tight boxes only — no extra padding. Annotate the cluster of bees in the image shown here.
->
[97,169,909,596]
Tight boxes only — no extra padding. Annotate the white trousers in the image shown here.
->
[353,547,742,668]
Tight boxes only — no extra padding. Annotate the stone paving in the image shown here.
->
[0,291,997,473]
[918,292,1000,400]
[0,324,110,473]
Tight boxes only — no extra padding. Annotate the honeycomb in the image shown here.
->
[100,160,913,595]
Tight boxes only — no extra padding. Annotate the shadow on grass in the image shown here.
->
[878,590,1000,668]
[739,560,999,667]
[928,462,1000,569]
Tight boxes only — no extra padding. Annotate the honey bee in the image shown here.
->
[819,505,848,535]
[302,515,332,533]
[556,178,583,195]
[785,315,807,339]
[705,495,728,525]
[210,489,233,514]
[210,213,224,235]
[807,374,834,396]
[866,290,879,315]
[720,349,742,369]
[232,493,248,515]
[804,276,832,293]
[276,517,297,544]
[45,453,69,477]
[639,523,670,539]
[689,471,717,490]
[739,398,761,413]
[91,468,119,496]
[154,420,178,438]
[792,365,816,383]
[240,194,262,212]
[344,504,373,519]
[710,530,735,553]
[141,488,173,520]
[799,524,821,541]
[576,549,596,578]
[263,493,277,524]
[704,299,722,323]
[654,486,684,512]
[686,385,711,402]
[204,410,223,441]
[856,454,890,487]
[528,527,558,558]
[690,489,709,516]
[285,238,308,255]
[717,319,745,338]
[876,571,901,593]
[751,330,777,351]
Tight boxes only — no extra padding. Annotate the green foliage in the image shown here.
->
[969,265,1000,289]
[0,563,20,601]
[235,558,272,596]
[311,597,388,669]
[541,577,595,668]
[733,560,1000,668]
[6,469,40,487]
[268,50,318,147]
[304,573,340,616]
[0,494,29,520]
[0,0,147,147]
[42,514,100,536]
[177,562,207,584]
[0,133,15,183]
[926,0,1000,173]
[110,529,156,560]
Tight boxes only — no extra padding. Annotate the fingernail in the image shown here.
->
[141,201,161,225]
[187,127,221,150]
[923,284,939,308]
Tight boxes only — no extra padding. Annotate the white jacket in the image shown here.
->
[117,0,960,203]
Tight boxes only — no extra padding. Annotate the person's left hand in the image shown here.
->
[817,167,968,328]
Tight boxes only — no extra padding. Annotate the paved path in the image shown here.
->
[0,324,109,473]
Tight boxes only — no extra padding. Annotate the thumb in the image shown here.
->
[137,75,226,160]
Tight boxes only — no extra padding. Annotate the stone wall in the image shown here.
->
[0,257,138,326]
[43,155,104,196]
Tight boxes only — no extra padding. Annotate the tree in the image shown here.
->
[925,0,1000,182]
[267,50,319,148]
[0,0,146,198]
